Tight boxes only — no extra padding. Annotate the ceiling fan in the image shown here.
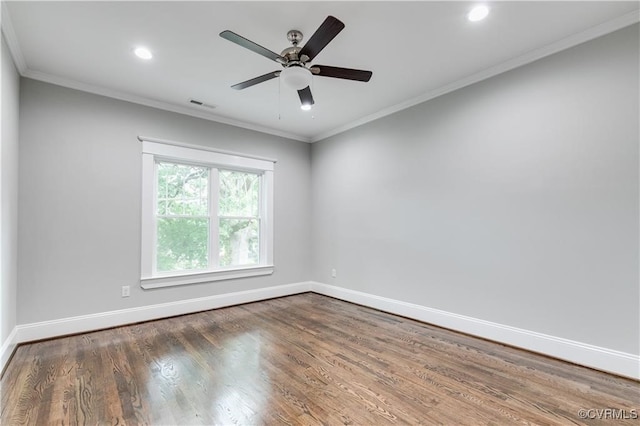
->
[220,16,372,109]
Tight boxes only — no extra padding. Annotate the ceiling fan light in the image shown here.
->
[280,66,312,90]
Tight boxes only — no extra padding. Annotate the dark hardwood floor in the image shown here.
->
[1,293,638,425]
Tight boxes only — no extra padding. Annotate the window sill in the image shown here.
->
[140,265,274,289]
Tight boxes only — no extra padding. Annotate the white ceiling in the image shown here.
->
[3,1,639,142]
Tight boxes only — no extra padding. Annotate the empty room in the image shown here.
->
[1,1,639,424]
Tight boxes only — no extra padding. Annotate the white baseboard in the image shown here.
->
[1,327,18,374]
[310,282,639,381]
[16,281,312,344]
[9,281,638,381]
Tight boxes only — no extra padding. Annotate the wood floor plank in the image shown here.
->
[1,293,638,425]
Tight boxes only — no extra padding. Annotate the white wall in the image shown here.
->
[1,33,20,363]
[311,25,639,355]
[18,79,311,324]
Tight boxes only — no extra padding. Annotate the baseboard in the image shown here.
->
[16,281,312,344]
[310,282,639,381]
[1,327,18,375]
[11,281,638,380]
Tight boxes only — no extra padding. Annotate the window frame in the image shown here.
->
[140,138,274,289]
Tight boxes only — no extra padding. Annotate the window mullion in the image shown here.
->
[209,168,220,269]
[152,161,159,275]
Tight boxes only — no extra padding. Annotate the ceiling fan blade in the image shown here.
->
[299,16,345,61]
[220,30,286,64]
[311,65,372,82]
[298,86,315,106]
[231,71,280,90]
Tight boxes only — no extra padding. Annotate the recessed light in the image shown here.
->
[134,46,153,60]
[468,5,489,22]
[301,103,312,111]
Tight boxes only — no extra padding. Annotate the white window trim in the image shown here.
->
[139,136,275,289]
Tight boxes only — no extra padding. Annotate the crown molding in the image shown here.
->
[1,1,310,142]
[3,2,638,144]
[22,69,311,142]
[2,3,310,142]
[1,1,27,73]
[311,9,640,143]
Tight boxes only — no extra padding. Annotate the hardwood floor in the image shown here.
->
[1,293,638,425]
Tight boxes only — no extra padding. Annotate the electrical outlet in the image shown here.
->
[331,268,337,278]
[121,285,130,298]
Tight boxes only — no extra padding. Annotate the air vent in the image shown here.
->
[189,99,216,109]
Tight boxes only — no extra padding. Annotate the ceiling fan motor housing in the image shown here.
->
[280,46,303,64]
[282,30,309,64]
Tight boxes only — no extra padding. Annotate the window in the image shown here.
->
[156,162,210,273]
[140,138,274,289]
[218,170,261,267]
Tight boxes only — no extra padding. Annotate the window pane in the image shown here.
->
[219,170,259,217]
[157,162,208,216]
[219,218,259,267]
[157,217,209,272]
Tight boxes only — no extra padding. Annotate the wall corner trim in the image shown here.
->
[309,282,639,381]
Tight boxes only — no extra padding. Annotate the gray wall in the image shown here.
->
[1,34,20,345]
[18,79,311,324]
[13,23,640,358]
[311,25,639,354]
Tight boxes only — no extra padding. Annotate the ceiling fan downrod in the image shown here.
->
[281,30,308,65]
